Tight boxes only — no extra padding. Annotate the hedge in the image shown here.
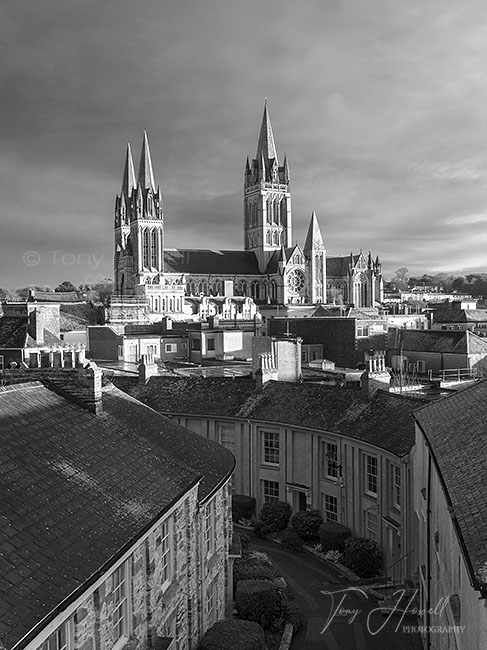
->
[290,509,323,541]
[260,500,292,532]
[235,579,282,630]
[319,521,352,552]
[197,619,265,650]
[342,536,383,578]
[232,494,256,523]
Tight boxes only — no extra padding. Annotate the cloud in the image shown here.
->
[0,0,485,286]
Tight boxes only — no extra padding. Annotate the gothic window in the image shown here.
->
[287,269,305,294]
[151,230,158,268]
[142,229,150,268]
[266,230,272,245]
[280,199,287,227]
[267,198,273,224]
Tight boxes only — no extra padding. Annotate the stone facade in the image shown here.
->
[24,481,234,650]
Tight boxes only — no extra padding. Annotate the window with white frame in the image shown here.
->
[365,509,379,541]
[155,519,173,588]
[323,494,338,522]
[356,324,369,337]
[112,562,129,641]
[393,465,401,509]
[262,479,279,503]
[0,355,4,370]
[365,455,378,495]
[165,343,177,353]
[323,442,338,479]
[38,622,70,650]
[204,501,215,558]
[117,346,123,360]
[262,431,280,465]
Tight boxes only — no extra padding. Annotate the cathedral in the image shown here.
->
[113,102,383,317]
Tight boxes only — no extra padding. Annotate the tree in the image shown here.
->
[55,280,77,293]
[392,267,409,291]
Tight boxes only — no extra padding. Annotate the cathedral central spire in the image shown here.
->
[256,99,278,163]
[138,130,156,191]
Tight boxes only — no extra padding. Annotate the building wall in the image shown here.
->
[24,480,233,650]
[173,413,413,582]
[413,426,487,649]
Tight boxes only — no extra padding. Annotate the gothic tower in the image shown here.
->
[244,101,292,272]
[114,132,164,296]
[304,211,326,304]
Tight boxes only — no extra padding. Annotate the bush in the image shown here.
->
[234,553,279,592]
[342,537,383,578]
[322,549,343,563]
[319,521,352,552]
[252,519,270,538]
[260,501,292,532]
[236,580,283,630]
[290,509,323,541]
[232,494,256,523]
[197,619,265,650]
[281,528,303,553]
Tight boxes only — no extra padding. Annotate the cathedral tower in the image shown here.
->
[244,101,292,272]
[114,132,164,296]
[304,211,326,304]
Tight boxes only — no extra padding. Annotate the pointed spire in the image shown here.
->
[138,130,156,191]
[121,143,136,198]
[282,154,290,182]
[304,211,324,251]
[256,99,278,163]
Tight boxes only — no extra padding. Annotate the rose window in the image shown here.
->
[287,269,305,294]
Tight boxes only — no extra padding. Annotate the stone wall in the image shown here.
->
[28,480,233,650]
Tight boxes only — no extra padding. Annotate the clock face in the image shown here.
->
[287,268,306,294]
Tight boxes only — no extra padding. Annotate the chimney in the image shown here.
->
[255,352,278,391]
[361,350,391,400]
[1,348,103,414]
[138,352,158,385]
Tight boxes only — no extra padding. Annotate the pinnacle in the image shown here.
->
[304,211,324,251]
[121,143,136,198]
[138,130,156,191]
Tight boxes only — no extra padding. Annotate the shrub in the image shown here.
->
[232,494,256,523]
[236,580,283,630]
[342,537,383,578]
[323,549,343,563]
[281,527,303,553]
[290,509,323,541]
[233,551,279,594]
[252,519,270,538]
[260,500,292,532]
[319,521,352,552]
[197,619,265,650]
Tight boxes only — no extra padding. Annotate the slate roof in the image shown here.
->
[29,291,80,303]
[138,376,424,456]
[414,380,487,587]
[264,248,296,274]
[433,309,487,323]
[0,382,234,649]
[326,255,358,277]
[164,249,261,275]
[395,329,487,354]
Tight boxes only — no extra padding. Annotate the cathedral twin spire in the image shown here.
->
[120,130,157,199]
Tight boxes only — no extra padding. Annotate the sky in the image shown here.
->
[0,0,486,288]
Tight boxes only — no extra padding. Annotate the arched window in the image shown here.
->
[151,230,158,268]
[142,229,150,268]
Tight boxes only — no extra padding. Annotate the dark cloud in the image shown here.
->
[0,0,485,286]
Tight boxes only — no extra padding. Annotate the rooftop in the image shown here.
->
[135,376,425,456]
[0,381,234,648]
[414,380,487,589]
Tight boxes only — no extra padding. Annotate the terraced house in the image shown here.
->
[0,358,236,650]
[131,363,425,584]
